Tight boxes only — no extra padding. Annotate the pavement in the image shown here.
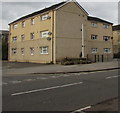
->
[2,59,119,76]
[74,97,119,113]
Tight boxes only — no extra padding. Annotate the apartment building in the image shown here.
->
[87,17,113,62]
[112,25,120,55]
[8,1,113,63]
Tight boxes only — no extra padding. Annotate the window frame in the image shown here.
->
[118,40,120,44]
[41,14,49,21]
[21,34,25,41]
[13,24,18,29]
[91,35,98,40]
[91,48,98,53]
[21,48,24,55]
[118,32,120,36]
[12,36,17,42]
[31,18,35,25]
[104,48,111,53]
[40,46,48,54]
[12,48,17,55]
[22,21,25,28]
[103,24,109,29]
[30,33,35,40]
[40,30,49,38]
[91,22,97,28]
[103,36,110,41]
[30,47,34,55]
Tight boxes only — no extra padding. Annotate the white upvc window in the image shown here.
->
[40,30,49,38]
[12,48,17,55]
[31,18,35,25]
[22,21,25,28]
[40,46,48,54]
[103,24,109,29]
[103,36,110,41]
[21,34,25,41]
[104,48,111,53]
[118,40,120,44]
[12,36,17,42]
[21,48,24,55]
[91,35,97,40]
[91,48,98,53]
[118,32,120,36]
[13,24,18,29]
[41,14,51,21]
[91,22,97,27]
[30,33,34,40]
[30,47,34,55]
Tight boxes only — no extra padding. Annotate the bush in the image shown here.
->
[62,61,74,65]
[2,43,8,60]
[114,53,120,58]
[60,57,92,65]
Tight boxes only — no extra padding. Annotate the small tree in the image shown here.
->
[2,39,8,60]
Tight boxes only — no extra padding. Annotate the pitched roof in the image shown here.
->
[9,1,66,25]
[112,25,120,31]
[0,30,9,35]
[87,16,113,25]
[9,0,89,25]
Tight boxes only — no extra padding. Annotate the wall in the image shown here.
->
[9,11,53,63]
[113,30,120,54]
[55,2,88,61]
[87,20,113,61]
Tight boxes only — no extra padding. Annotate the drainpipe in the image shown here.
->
[8,25,11,61]
[82,24,85,58]
[51,10,54,63]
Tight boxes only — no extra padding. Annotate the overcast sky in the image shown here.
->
[1,0,119,30]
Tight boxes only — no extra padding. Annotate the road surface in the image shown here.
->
[2,69,119,111]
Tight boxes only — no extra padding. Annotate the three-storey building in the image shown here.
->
[8,1,113,63]
[87,16,113,62]
[112,25,120,55]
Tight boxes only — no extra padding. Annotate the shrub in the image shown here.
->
[60,57,92,65]
[113,53,120,58]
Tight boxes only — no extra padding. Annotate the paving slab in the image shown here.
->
[2,60,119,76]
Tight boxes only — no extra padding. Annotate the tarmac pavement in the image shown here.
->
[2,60,119,76]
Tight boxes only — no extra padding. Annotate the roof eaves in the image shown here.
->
[88,16,113,25]
[55,0,69,10]
[9,1,66,25]
[75,2,88,15]
[112,25,120,31]
[55,0,88,15]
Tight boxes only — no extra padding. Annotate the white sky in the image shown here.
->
[1,0,119,30]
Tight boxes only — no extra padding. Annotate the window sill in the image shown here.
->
[104,52,111,54]
[40,53,48,55]
[40,37,47,38]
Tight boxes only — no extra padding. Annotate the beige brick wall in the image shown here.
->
[113,30,120,54]
[86,20,113,60]
[8,2,114,63]
[55,2,88,61]
[9,11,54,63]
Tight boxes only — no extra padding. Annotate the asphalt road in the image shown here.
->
[2,70,119,112]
